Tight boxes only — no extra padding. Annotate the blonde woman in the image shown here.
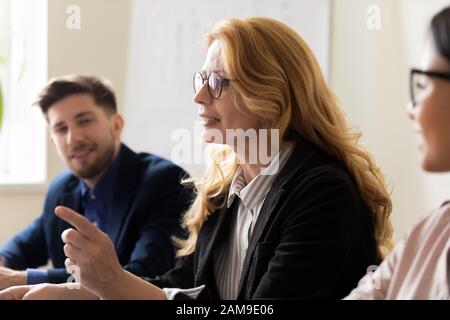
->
[0,17,392,300]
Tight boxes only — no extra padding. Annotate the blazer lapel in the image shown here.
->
[107,145,139,245]
[196,200,237,288]
[237,140,319,298]
[108,189,133,245]
[236,189,284,297]
[59,181,83,231]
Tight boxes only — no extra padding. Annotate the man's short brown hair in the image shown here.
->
[34,75,117,115]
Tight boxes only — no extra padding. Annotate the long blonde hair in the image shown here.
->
[177,17,393,259]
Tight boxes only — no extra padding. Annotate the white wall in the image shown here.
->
[331,0,450,241]
[123,0,331,177]
[2,0,450,246]
[0,0,131,243]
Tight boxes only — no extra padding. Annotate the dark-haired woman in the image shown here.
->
[346,7,450,300]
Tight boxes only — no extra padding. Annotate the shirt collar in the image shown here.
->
[227,142,295,209]
[79,145,122,204]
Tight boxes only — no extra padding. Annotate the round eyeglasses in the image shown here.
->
[410,68,450,107]
[193,72,230,99]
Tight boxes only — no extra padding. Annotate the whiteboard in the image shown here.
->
[123,0,331,176]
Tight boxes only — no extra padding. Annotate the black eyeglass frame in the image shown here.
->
[410,68,450,106]
[193,72,231,99]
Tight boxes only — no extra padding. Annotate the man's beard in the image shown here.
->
[70,141,116,180]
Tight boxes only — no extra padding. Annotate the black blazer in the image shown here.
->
[0,144,192,283]
[149,140,380,299]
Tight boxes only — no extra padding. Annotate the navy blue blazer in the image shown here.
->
[0,144,192,283]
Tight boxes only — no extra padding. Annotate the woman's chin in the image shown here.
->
[202,129,225,144]
[421,156,450,173]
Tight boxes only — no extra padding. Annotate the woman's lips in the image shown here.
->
[199,114,220,127]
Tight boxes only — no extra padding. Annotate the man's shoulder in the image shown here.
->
[138,152,180,169]
[128,147,188,179]
[48,170,78,192]
[138,153,189,186]
[41,170,78,212]
[118,145,189,190]
[121,144,181,170]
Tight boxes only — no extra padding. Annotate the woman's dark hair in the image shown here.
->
[430,7,450,62]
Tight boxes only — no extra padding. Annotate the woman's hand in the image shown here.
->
[0,285,32,300]
[56,206,127,298]
[0,283,98,300]
[56,205,167,300]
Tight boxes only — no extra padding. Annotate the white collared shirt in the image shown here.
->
[163,143,295,300]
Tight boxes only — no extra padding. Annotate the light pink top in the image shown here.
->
[345,202,450,300]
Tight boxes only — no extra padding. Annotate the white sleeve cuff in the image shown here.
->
[162,285,206,300]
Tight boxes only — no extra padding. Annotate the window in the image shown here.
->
[0,0,47,184]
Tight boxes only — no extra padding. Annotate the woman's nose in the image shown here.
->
[193,82,211,105]
[406,101,416,121]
